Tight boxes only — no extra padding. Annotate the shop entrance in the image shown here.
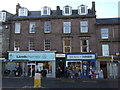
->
[82,61,90,77]
[27,63,36,77]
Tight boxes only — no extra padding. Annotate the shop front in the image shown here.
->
[8,51,56,78]
[66,53,96,77]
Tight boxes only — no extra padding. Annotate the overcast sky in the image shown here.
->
[0,0,119,18]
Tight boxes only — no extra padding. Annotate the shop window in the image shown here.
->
[44,40,50,51]
[80,40,89,52]
[14,40,20,51]
[63,22,71,33]
[102,44,109,56]
[63,39,71,53]
[80,21,88,33]
[101,28,108,39]
[29,22,36,33]
[44,21,51,33]
[29,39,35,51]
[15,22,21,33]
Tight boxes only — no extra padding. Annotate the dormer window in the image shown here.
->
[41,6,51,16]
[18,7,28,16]
[0,12,6,22]
[63,5,72,16]
[78,5,88,15]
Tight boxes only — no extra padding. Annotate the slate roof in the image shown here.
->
[96,18,120,24]
[11,9,95,20]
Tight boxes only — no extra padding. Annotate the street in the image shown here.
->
[2,76,119,89]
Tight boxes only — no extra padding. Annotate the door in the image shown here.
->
[27,64,36,77]
[82,64,89,77]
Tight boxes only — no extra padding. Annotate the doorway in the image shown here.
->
[27,63,36,77]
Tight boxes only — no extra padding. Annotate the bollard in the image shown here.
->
[34,73,41,88]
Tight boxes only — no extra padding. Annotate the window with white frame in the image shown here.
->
[44,21,51,33]
[0,12,6,22]
[78,5,88,15]
[63,6,72,15]
[80,21,88,33]
[18,7,28,16]
[101,28,108,39]
[80,40,89,52]
[29,39,35,51]
[14,40,20,51]
[63,39,71,53]
[41,6,51,16]
[102,44,109,56]
[29,22,36,33]
[63,22,71,33]
[44,40,50,51]
[15,22,21,33]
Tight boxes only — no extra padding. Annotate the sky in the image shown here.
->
[0,0,119,18]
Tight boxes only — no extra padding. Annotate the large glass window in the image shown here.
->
[14,40,20,51]
[63,39,71,53]
[80,40,89,52]
[101,28,108,39]
[29,22,36,33]
[15,22,21,33]
[44,21,51,33]
[80,21,88,33]
[29,39,35,51]
[44,40,50,51]
[102,44,109,56]
[63,22,71,33]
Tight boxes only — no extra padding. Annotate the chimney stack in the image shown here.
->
[56,6,61,15]
[92,1,96,15]
[16,3,21,14]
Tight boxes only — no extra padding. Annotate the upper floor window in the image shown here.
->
[101,28,108,39]
[80,21,88,33]
[102,44,109,56]
[62,5,72,15]
[63,22,71,33]
[29,22,36,33]
[18,7,28,16]
[44,21,51,33]
[41,6,51,16]
[29,39,35,51]
[14,40,20,51]
[0,12,6,22]
[44,40,50,51]
[63,39,71,53]
[78,5,88,15]
[15,22,21,33]
[80,40,89,52]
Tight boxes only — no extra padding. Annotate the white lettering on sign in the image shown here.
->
[56,54,65,57]
[67,54,95,60]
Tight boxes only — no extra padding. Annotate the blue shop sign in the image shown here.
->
[8,52,55,61]
[66,54,96,61]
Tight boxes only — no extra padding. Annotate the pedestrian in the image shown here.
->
[41,69,47,77]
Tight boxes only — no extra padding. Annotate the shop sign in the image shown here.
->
[66,54,96,61]
[8,52,55,61]
[56,54,65,58]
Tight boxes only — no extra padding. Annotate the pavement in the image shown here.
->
[1,76,119,90]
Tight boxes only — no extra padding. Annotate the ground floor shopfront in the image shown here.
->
[97,56,119,79]
[56,53,96,78]
[4,51,56,78]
